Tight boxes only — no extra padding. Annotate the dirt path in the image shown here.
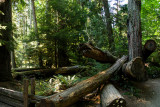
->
[123,78,160,107]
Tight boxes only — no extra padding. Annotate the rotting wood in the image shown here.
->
[38,56,127,107]
[100,84,126,107]
[78,43,117,63]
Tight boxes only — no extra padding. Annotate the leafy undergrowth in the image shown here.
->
[35,62,111,96]
[146,65,160,79]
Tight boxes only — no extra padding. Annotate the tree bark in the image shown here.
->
[0,0,13,81]
[123,57,147,81]
[37,56,127,107]
[79,43,117,63]
[142,39,156,61]
[13,66,86,80]
[127,0,142,61]
[102,0,114,51]
[100,84,126,107]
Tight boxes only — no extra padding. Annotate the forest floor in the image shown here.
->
[123,78,160,107]
[73,78,160,107]
[0,78,160,107]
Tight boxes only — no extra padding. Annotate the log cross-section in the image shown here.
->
[101,84,126,107]
[38,56,127,107]
[123,57,147,81]
[142,39,157,61]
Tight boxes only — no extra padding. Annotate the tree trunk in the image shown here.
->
[79,43,117,63]
[142,39,156,61]
[0,0,13,81]
[31,0,43,68]
[102,0,114,51]
[127,0,142,61]
[100,84,126,107]
[58,40,71,67]
[37,56,127,107]
[13,65,86,80]
[11,51,17,68]
[123,57,147,81]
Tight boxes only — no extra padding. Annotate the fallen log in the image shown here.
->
[142,39,156,61]
[12,68,43,72]
[37,56,127,107]
[0,87,45,106]
[123,57,147,81]
[12,65,86,80]
[78,43,118,63]
[0,94,23,107]
[100,84,126,107]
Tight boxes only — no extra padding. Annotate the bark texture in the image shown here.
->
[123,57,147,81]
[101,84,126,107]
[0,0,13,81]
[79,43,117,63]
[128,0,142,60]
[37,56,127,107]
[142,39,156,61]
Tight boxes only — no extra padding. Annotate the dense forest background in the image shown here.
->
[0,0,160,106]
[10,0,159,69]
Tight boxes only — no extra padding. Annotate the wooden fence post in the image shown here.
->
[31,78,35,95]
[23,79,29,107]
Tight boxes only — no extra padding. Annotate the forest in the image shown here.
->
[0,0,160,107]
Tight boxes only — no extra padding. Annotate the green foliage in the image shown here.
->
[146,66,160,79]
[52,75,79,88]
[35,80,55,96]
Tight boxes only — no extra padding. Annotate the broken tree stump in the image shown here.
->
[101,84,126,107]
[142,39,156,61]
[38,56,127,107]
[123,57,147,81]
[78,43,118,63]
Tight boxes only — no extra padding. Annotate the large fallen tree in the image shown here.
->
[13,65,86,80]
[79,43,118,63]
[37,56,127,107]
[79,40,156,81]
